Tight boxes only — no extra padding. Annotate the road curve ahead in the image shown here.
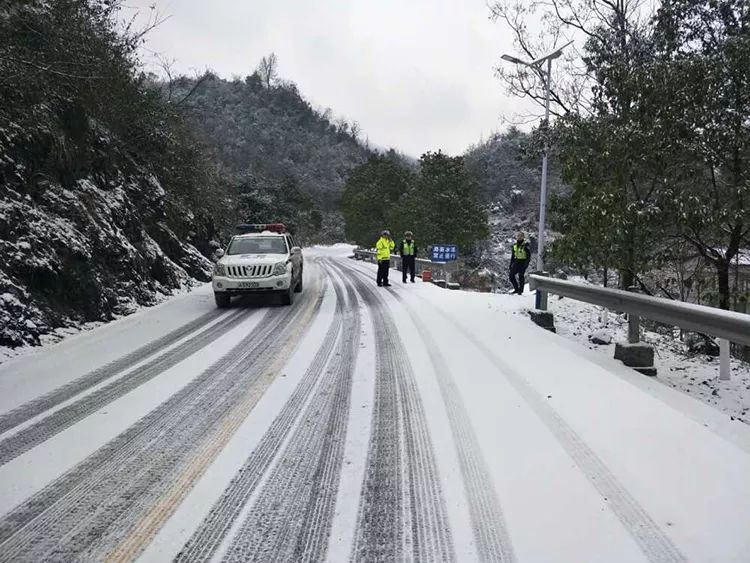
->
[1,248,749,562]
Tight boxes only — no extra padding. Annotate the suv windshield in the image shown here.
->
[227,236,287,255]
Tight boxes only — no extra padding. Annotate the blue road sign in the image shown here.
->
[431,244,458,262]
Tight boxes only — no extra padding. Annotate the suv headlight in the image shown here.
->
[213,263,226,276]
[273,261,288,275]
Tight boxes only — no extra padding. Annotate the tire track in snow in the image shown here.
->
[103,278,328,563]
[0,310,223,436]
[365,267,516,562]
[408,289,687,563]
[175,266,347,562]
[0,275,326,562]
[221,266,360,562]
[95,283,327,563]
[0,306,278,560]
[329,261,454,563]
[0,309,249,466]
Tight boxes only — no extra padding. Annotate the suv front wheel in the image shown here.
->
[280,286,294,306]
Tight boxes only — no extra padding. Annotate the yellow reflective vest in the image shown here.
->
[512,242,529,261]
[376,237,395,261]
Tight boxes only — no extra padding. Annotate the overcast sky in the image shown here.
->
[125,0,537,157]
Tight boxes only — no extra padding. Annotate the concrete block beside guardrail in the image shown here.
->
[529,310,556,333]
[528,272,556,332]
[614,343,657,376]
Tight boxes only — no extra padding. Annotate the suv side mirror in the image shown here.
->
[214,248,225,260]
[291,246,302,254]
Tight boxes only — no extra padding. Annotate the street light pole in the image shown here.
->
[537,56,552,274]
[501,41,572,309]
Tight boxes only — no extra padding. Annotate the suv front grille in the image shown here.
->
[226,264,274,278]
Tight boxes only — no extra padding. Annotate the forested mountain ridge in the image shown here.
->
[464,127,566,212]
[170,68,373,242]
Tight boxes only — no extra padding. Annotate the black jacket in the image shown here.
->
[510,241,531,266]
[398,239,418,258]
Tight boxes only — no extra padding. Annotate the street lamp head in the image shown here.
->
[501,54,528,66]
[502,40,573,68]
[530,40,574,66]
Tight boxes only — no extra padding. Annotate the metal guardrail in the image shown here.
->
[353,249,457,281]
[529,274,750,347]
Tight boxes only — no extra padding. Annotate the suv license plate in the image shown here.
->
[238,281,259,289]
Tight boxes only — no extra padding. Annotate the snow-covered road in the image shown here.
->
[1,247,749,562]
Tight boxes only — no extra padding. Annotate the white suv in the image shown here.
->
[212,224,303,308]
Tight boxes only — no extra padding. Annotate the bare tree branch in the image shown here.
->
[2,56,103,80]
[549,0,606,42]
[154,53,176,102]
[489,0,596,120]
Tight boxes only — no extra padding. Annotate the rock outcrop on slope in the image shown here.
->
[0,171,212,348]
[0,1,223,350]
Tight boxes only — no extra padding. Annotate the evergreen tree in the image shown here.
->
[340,154,414,246]
[650,0,750,309]
[495,0,749,308]
[407,151,489,251]
[548,2,666,289]
[342,151,489,252]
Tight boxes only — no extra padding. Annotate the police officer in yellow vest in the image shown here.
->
[509,231,531,295]
[376,230,395,287]
[398,231,418,283]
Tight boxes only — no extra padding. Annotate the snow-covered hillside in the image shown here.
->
[0,176,212,350]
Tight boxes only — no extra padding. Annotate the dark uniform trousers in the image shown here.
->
[509,261,528,293]
[402,256,416,282]
[377,260,390,285]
